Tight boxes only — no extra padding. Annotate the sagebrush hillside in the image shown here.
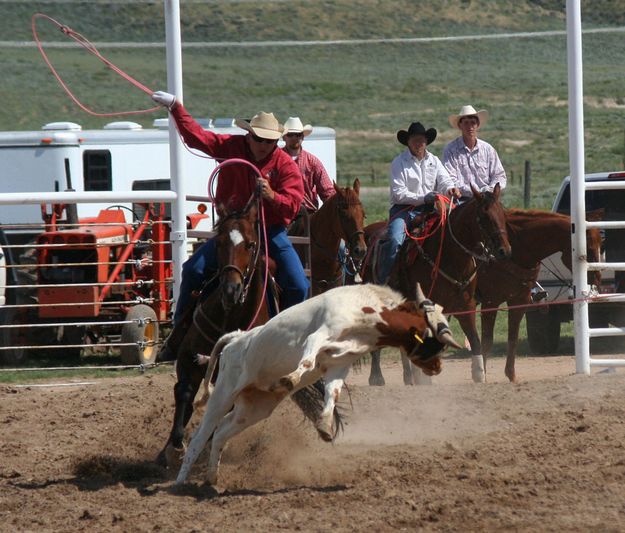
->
[1,0,624,208]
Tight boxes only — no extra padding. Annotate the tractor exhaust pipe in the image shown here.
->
[64,158,78,225]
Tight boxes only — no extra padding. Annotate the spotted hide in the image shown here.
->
[176,283,460,486]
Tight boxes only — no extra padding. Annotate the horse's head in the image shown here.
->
[470,183,512,260]
[215,201,259,311]
[333,178,367,262]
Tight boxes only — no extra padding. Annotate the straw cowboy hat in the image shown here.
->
[397,122,437,146]
[448,105,489,129]
[236,112,284,140]
[283,117,313,137]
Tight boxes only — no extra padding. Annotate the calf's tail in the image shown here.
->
[194,330,245,409]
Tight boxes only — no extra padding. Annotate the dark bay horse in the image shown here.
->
[478,208,602,383]
[291,179,367,296]
[157,201,337,467]
[369,185,511,385]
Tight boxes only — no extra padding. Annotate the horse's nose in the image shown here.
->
[352,243,367,261]
[497,245,512,260]
[222,281,242,309]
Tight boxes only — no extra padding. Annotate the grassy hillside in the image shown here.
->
[1,0,624,210]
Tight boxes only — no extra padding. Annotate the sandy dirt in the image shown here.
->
[2,354,625,532]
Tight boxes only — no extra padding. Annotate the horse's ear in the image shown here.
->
[493,182,501,199]
[353,178,361,195]
[471,184,482,201]
[333,181,340,193]
[216,203,229,220]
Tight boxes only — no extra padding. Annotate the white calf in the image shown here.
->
[176,283,459,485]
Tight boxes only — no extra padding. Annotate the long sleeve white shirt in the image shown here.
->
[389,149,455,207]
[442,137,507,197]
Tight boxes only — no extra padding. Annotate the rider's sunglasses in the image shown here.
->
[251,133,277,145]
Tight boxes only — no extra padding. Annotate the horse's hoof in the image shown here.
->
[368,376,386,386]
[471,355,486,383]
[165,443,186,469]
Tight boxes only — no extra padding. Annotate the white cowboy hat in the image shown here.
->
[283,116,313,137]
[235,111,284,140]
[448,105,489,129]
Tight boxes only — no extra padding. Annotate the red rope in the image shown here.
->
[32,13,161,116]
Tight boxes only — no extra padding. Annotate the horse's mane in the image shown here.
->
[214,207,256,231]
[504,208,569,233]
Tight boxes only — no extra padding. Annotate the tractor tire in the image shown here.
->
[0,234,37,365]
[0,307,28,366]
[526,307,561,355]
[120,304,159,365]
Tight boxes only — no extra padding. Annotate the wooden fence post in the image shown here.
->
[524,160,531,208]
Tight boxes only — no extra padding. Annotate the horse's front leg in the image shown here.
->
[480,304,498,359]
[455,311,485,383]
[368,349,385,386]
[505,300,528,383]
[157,357,204,468]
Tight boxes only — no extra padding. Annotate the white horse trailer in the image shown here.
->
[0,118,337,235]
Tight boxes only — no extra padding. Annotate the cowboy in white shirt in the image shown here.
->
[443,105,507,200]
[377,122,459,284]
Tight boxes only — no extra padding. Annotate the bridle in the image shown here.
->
[218,216,262,306]
[445,197,507,263]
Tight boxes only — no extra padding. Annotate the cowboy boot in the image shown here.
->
[156,292,199,362]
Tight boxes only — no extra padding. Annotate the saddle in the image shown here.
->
[370,212,437,283]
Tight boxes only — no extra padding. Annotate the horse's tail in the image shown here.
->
[194,329,246,409]
[291,380,345,441]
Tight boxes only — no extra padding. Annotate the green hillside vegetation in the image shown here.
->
[2,0,624,210]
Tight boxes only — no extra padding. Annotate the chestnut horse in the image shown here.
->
[290,179,367,296]
[157,200,337,467]
[369,185,511,384]
[478,208,602,383]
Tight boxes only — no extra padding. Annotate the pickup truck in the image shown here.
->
[527,171,625,354]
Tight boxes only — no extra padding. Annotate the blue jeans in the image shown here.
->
[377,205,426,284]
[174,225,309,323]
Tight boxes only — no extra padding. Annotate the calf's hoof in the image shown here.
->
[471,355,486,383]
[270,375,296,393]
[315,420,334,442]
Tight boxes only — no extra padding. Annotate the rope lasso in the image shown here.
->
[32,13,161,116]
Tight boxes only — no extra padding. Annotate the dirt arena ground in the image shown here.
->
[2,355,625,532]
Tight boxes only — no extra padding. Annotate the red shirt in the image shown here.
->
[170,103,304,226]
[285,148,336,212]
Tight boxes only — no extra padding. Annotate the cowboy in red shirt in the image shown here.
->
[151,91,309,358]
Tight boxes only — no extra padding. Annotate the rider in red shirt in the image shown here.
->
[151,91,308,359]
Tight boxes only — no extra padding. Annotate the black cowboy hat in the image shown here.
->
[397,122,437,146]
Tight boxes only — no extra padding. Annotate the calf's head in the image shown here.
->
[375,284,460,376]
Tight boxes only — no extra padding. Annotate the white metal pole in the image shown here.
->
[164,0,186,314]
[566,0,590,374]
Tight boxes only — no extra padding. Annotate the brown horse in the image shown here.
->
[369,185,511,384]
[290,179,367,296]
[157,200,337,467]
[478,208,602,383]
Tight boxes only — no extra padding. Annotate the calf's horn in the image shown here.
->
[415,282,426,305]
[438,330,462,351]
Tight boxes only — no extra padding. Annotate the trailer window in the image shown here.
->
[83,150,112,191]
